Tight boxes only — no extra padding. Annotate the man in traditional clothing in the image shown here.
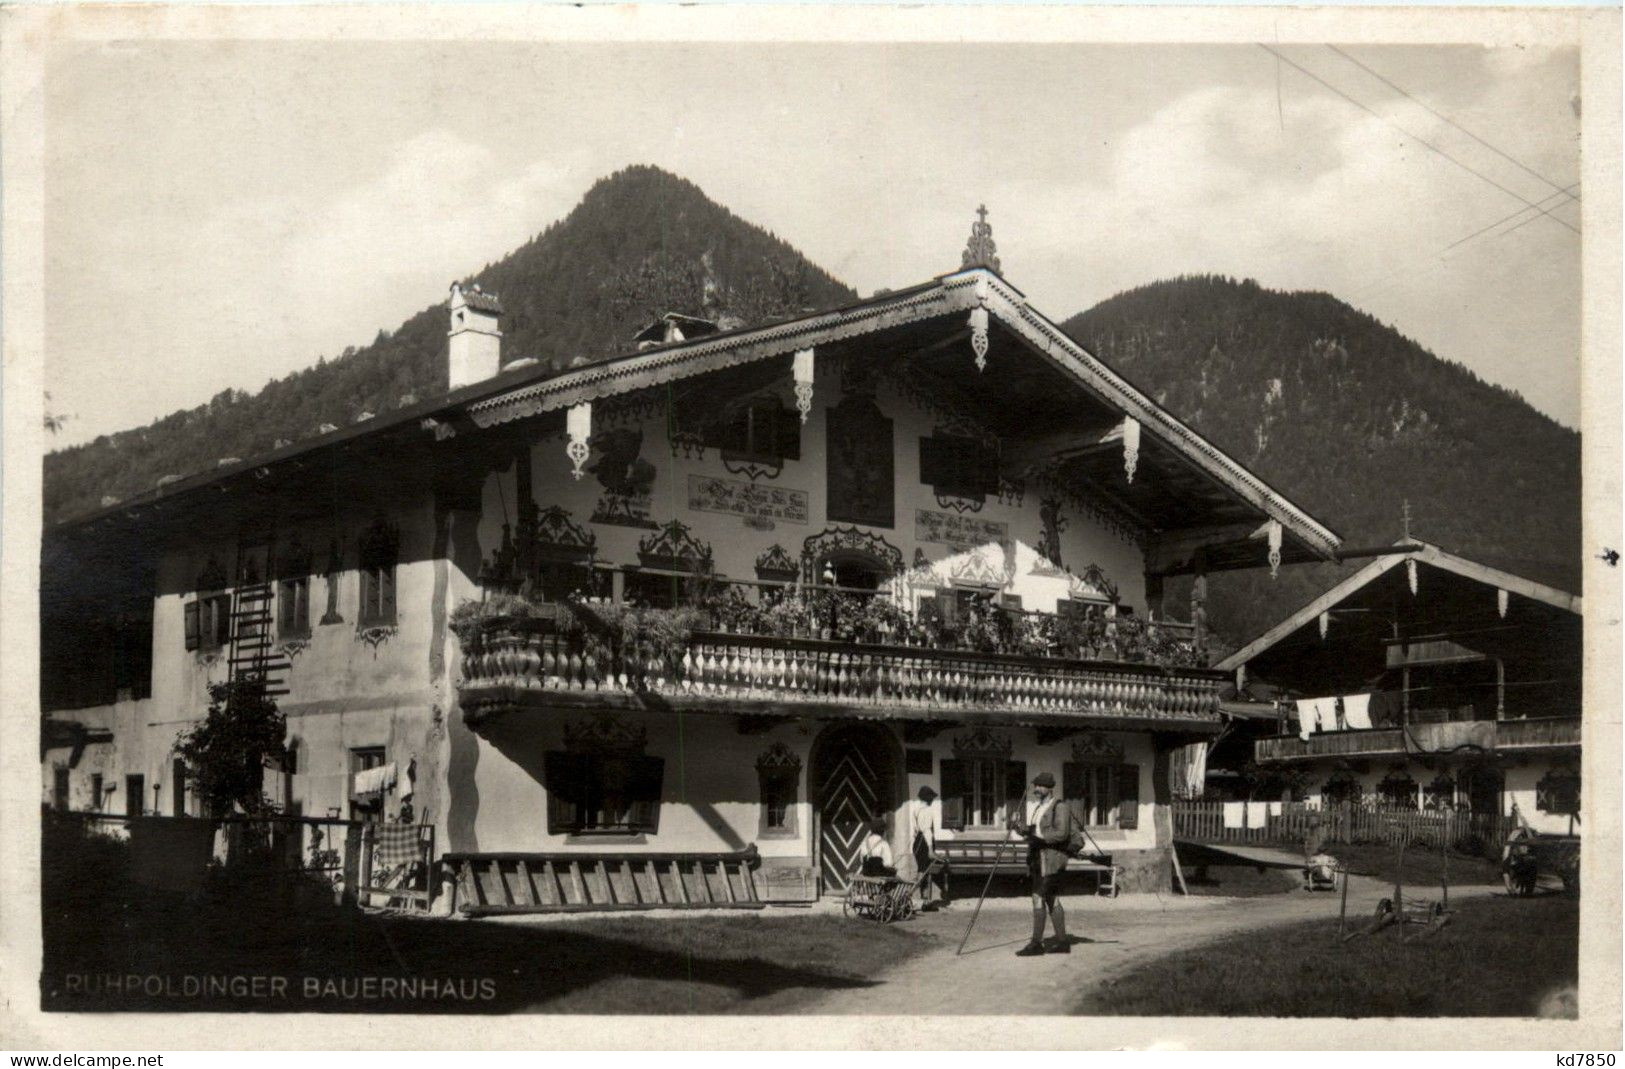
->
[1012,772,1076,956]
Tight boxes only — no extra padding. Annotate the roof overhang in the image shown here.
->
[51,268,1341,568]
[463,268,1341,564]
[1217,539,1582,674]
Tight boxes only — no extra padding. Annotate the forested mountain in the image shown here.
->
[43,166,855,524]
[1062,276,1582,646]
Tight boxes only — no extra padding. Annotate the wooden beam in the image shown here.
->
[1000,421,1130,479]
[902,721,951,744]
[1144,523,1266,575]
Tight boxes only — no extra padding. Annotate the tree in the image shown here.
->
[43,392,69,435]
[174,681,287,817]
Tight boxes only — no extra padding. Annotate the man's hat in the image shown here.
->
[1032,772,1056,788]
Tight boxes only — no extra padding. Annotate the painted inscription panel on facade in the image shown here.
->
[915,509,1009,552]
[688,476,810,525]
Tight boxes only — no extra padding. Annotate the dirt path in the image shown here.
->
[802,845,1498,1015]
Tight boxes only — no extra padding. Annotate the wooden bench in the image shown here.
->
[932,839,1120,898]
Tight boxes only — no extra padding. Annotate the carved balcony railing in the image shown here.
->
[458,623,1226,728]
[1255,715,1581,763]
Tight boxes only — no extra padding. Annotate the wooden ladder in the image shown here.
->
[444,848,765,915]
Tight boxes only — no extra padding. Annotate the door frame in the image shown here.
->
[808,720,903,894]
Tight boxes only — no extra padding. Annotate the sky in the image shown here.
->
[44,39,1582,446]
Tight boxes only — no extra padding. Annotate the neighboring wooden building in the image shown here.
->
[41,218,1341,903]
[1218,540,1582,837]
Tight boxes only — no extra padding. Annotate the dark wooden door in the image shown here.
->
[813,725,894,893]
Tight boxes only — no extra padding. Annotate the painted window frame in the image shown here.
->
[939,757,1025,832]
[1063,761,1141,831]
[757,764,800,840]
[278,574,311,640]
[358,564,396,627]
[544,751,664,836]
[184,593,232,652]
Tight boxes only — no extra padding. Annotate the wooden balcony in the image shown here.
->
[1255,715,1580,763]
[1496,716,1582,750]
[458,624,1227,731]
[1254,729,1406,763]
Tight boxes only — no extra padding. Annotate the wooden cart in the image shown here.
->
[842,874,921,922]
[1501,827,1581,896]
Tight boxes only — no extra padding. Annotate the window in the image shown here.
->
[1422,774,1455,811]
[1322,774,1362,806]
[112,607,153,700]
[1536,767,1580,816]
[545,751,664,835]
[184,594,231,652]
[756,743,802,838]
[757,749,801,839]
[1063,762,1141,830]
[52,767,69,812]
[919,434,999,500]
[1377,770,1418,809]
[939,757,1025,831]
[90,774,104,812]
[350,746,387,822]
[278,575,311,638]
[125,774,145,817]
[359,565,396,626]
[358,518,399,627]
[708,395,800,464]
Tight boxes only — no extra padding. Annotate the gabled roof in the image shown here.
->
[1217,539,1582,673]
[52,267,1341,566]
[465,268,1341,562]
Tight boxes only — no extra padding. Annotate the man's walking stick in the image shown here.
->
[956,830,1019,956]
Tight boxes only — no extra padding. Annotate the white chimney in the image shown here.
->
[448,282,504,389]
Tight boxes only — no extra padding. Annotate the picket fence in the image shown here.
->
[1172,800,1507,852]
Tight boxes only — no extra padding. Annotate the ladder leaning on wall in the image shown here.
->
[227,540,291,703]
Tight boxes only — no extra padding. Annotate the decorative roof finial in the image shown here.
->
[961,204,1002,273]
[1401,498,1412,540]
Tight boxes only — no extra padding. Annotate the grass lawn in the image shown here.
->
[502,913,930,1014]
[1080,892,1578,1017]
[41,823,931,1014]
[1317,841,1504,887]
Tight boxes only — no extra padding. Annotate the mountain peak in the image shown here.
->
[44,168,856,524]
[1063,275,1580,642]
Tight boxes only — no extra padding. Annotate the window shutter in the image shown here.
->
[381,567,397,622]
[1117,763,1140,830]
[935,591,959,627]
[211,596,232,646]
[544,751,583,835]
[939,759,968,831]
[970,444,1000,496]
[918,437,948,488]
[630,755,665,834]
[1062,762,1088,828]
[184,601,200,651]
[773,403,801,461]
[1004,760,1028,812]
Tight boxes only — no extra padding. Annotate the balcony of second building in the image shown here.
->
[1254,707,1581,764]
